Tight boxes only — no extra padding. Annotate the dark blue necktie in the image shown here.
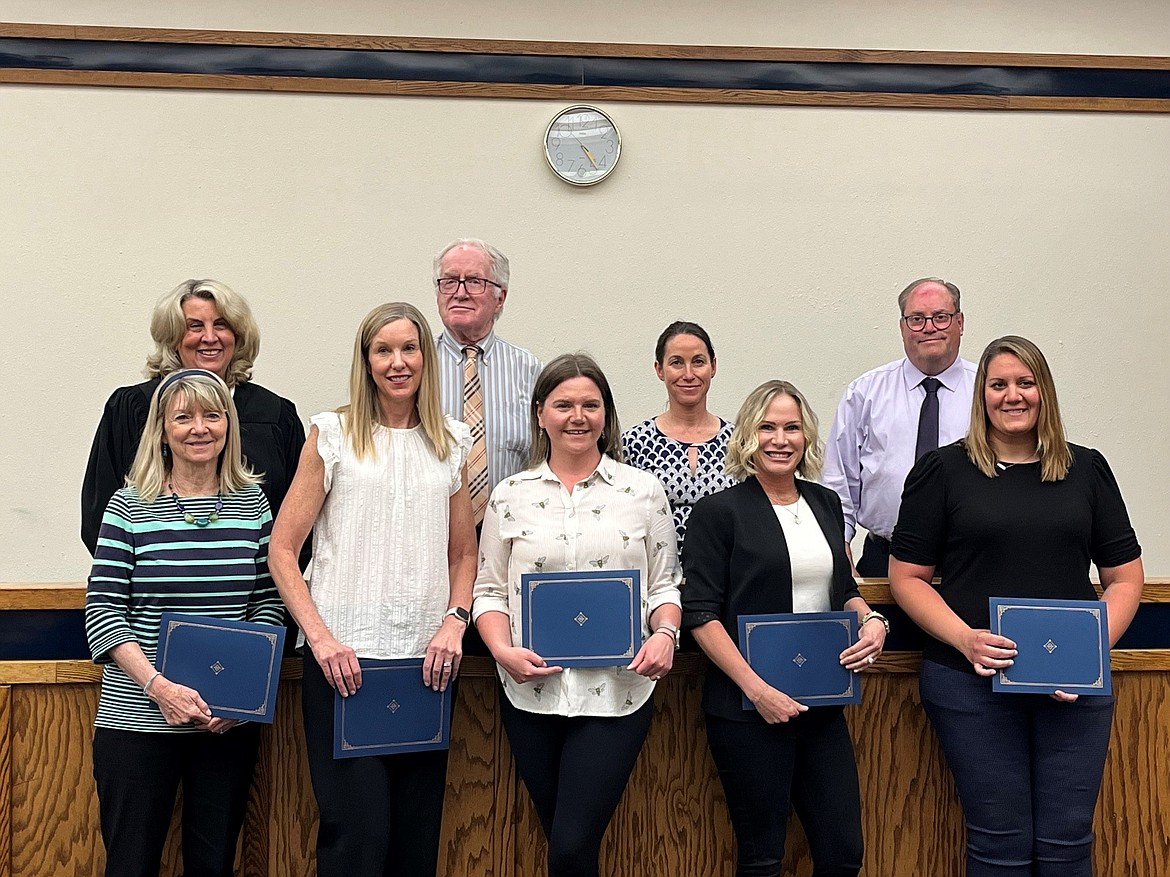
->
[915,377,942,461]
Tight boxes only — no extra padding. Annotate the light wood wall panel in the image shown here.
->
[3,659,1169,876]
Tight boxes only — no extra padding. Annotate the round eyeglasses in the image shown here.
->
[901,311,957,331]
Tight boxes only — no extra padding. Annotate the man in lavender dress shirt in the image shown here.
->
[822,278,976,577]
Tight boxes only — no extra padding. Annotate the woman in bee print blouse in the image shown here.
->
[473,353,682,877]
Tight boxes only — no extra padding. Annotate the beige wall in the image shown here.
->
[2,2,1168,579]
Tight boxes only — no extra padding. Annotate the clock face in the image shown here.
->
[543,105,621,186]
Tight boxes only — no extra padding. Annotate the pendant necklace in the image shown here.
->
[170,482,223,526]
[776,495,803,524]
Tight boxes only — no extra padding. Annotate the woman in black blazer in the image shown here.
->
[683,380,888,877]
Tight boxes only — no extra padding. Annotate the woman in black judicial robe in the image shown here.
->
[82,279,306,563]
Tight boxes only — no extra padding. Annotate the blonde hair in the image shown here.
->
[725,380,824,481]
[145,279,260,386]
[127,369,261,502]
[339,302,452,461]
[965,335,1071,481]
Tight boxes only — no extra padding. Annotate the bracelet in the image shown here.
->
[860,611,890,635]
[653,624,681,650]
[142,671,162,694]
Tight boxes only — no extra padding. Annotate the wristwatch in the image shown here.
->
[860,610,890,634]
[654,622,681,650]
[444,606,471,625]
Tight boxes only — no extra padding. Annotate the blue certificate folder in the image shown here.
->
[520,569,641,668]
[155,613,286,723]
[737,612,861,709]
[990,597,1112,696]
[333,658,451,758]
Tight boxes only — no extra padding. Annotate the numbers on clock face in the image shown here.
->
[544,106,620,186]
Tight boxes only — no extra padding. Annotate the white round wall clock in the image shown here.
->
[543,105,621,186]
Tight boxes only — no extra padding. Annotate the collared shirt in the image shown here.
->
[436,329,542,492]
[472,456,682,718]
[821,356,976,541]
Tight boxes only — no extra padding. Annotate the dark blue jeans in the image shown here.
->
[705,708,863,877]
[920,659,1114,877]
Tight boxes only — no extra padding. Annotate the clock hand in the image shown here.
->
[579,143,599,170]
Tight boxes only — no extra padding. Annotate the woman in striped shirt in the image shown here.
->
[86,368,283,877]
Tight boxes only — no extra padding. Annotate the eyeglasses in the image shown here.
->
[436,276,502,297]
[901,311,957,332]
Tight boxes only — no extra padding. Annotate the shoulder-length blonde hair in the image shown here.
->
[127,369,261,502]
[965,335,1071,481]
[725,380,824,481]
[528,354,623,468]
[145,279,261,386]
[339,302,451,461]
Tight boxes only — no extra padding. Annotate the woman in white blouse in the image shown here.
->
[270,302,477,877]
[473,353,682,877]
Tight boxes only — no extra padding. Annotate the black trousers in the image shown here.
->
[301,653,451,877]
[498,692,654,877]
[705,709,863,877]
[855,533,891,578]
[91,724,260,877]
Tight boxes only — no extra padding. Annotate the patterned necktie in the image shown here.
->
[462,346,489,525]
[915,377,942,462]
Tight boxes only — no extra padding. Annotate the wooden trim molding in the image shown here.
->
[6,580,1169,611]
[2,23,1168,112]
[2,23,1169,68]
[3,647,1169,687]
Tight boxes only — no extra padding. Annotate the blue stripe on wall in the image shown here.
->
[2,38,1169,99]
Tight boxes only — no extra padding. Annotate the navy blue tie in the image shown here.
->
[916,378,942,461]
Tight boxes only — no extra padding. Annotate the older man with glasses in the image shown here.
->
[822,278,976,578]
[433,237,541,528]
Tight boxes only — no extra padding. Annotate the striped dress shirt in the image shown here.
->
[436,329,542,493]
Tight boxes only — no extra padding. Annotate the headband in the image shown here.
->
[158,368,221,395]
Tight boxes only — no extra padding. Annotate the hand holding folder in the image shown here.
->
[156,613,286,723]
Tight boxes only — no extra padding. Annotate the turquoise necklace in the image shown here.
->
[169,482,223,526]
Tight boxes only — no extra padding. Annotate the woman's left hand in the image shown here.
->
[627,630,675,682]
[1051,689,1079,703]
[204,717,241,734]
[840,616,888,672]
[423,617,465,692]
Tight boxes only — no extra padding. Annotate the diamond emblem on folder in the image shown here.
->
[210,661,225,675]
[1044,640,1058,654]
[575,612,589,626]
[387,700,400,713]
[792,653,807,668]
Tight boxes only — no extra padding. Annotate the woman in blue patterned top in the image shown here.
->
[86,368,283,877]
[622,321,737,558]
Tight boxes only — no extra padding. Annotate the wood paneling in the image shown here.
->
[2,656,1168,876]
[1097,673,1170,877]
[0,688,10,877]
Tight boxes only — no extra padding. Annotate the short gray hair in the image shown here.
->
[433,238,511,289]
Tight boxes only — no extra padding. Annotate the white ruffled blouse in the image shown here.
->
[304,411,471,659]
